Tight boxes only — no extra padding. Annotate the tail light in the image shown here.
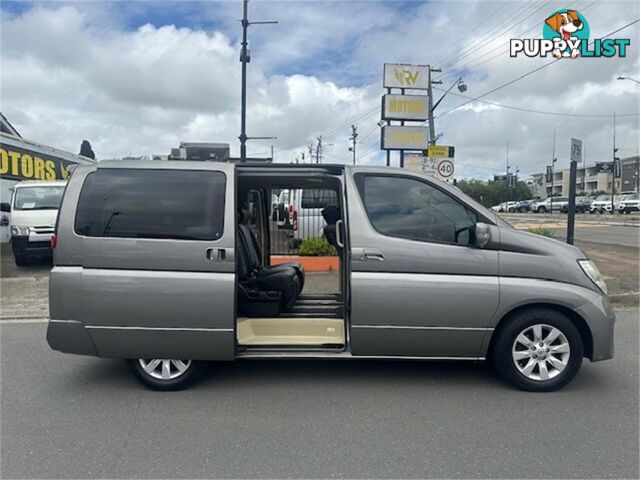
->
[292,209,298,231]
[50,234,57,249]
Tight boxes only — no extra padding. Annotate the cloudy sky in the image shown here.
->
[1,0,639,179]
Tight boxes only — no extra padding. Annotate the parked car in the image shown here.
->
[575,196,593,213]
[10,180,66,266]
[590,195,612,214]
[48,161,614,392]
[0,202,10,244]
[618,193,640,214]
[490,201,518,213]
[514,199,536,213]
[532,196,569,213]
[614,194,633,213]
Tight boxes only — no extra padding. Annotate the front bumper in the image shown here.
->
[574,293,615,362]
[11,235,52,257]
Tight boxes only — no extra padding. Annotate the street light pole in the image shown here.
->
[617,75,640,84]
[239,0,277,162]
[428,71,467,146]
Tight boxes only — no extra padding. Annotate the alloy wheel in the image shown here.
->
[138,359,192,380]
[511,324,570,381]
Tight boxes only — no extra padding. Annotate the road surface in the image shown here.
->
[1,310,638,479]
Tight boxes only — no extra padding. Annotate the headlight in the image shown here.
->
[578,259,607,294]
[10,225,30,236]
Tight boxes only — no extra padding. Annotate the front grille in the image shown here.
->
[32,226,54,235]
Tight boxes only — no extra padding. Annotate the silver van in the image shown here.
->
[47,161,614,392]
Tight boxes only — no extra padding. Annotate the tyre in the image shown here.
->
[561,206,568,213]
[14,254,27,266]
[537,206,546,213]
[491,308,583,392]
[127,358,203,391]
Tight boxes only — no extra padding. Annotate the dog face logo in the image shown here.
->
[543,9,589,58]
[511,9,629,59]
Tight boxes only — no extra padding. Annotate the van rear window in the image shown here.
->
[301,189,337,209]
[74,169,225,240]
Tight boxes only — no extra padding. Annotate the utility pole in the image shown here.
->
[427,66,442,145]
[550,129,557,215]
[349,125,358,165]
[611,112,618,214]
[506,141,510,203]
[239,0,277,161]
[315,136,323,164]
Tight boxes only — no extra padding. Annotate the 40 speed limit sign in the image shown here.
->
[436,158,454,181]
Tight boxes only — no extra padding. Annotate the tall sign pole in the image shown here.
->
[567,138,582,245]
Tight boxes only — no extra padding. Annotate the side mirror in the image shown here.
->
[475,223,491,249]
[0,202,10,213]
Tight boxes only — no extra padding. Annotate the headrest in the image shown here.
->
[238,209,252,225]
[321,205,340,224]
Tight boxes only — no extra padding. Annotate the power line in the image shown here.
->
[432,87,639,118]
[437,18,640,117]
[449,0,600,74]
[430,0,516,65]
[442,0,553,69]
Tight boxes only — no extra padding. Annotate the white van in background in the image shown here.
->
[10,180,66,265]
[291,188,338,245]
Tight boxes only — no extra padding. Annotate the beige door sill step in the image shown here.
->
[237,317,345,346]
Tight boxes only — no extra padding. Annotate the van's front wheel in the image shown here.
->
[127,358,202,390]
[492,309,583,392]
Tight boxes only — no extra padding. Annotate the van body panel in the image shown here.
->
[498,227,596,291]
[49,161,236,360]
[350,272,497,357]
[86,328,234,360]
[345,168,500,357]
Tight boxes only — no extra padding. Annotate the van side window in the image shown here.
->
[356,174,477,246]
[74,169,225,240]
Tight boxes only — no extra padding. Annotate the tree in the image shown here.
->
[79,140,95,159]
[457,179,532,207]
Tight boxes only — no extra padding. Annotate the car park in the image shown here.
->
[10,180,66,265]
[48,161,614,393]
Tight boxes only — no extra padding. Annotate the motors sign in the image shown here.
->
[383,64,430,90]
[382,94,429,121]
[0,143,74,181]
[381,126,429,151]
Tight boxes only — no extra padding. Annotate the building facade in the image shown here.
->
[529,156,639,198]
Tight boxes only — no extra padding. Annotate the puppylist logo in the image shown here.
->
[511,9,630,59]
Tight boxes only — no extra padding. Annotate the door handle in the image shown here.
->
[335,220,344,248]
[206,248,226,261]
[363,248,384,261]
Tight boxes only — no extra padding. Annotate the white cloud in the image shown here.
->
[0,1,638,180]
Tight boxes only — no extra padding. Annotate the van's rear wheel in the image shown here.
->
[492,309,583,392]
[127,358,202,390]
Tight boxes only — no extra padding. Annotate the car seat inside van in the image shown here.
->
[235,168,346,350]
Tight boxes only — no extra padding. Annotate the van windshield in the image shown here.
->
[13,186,65,211]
